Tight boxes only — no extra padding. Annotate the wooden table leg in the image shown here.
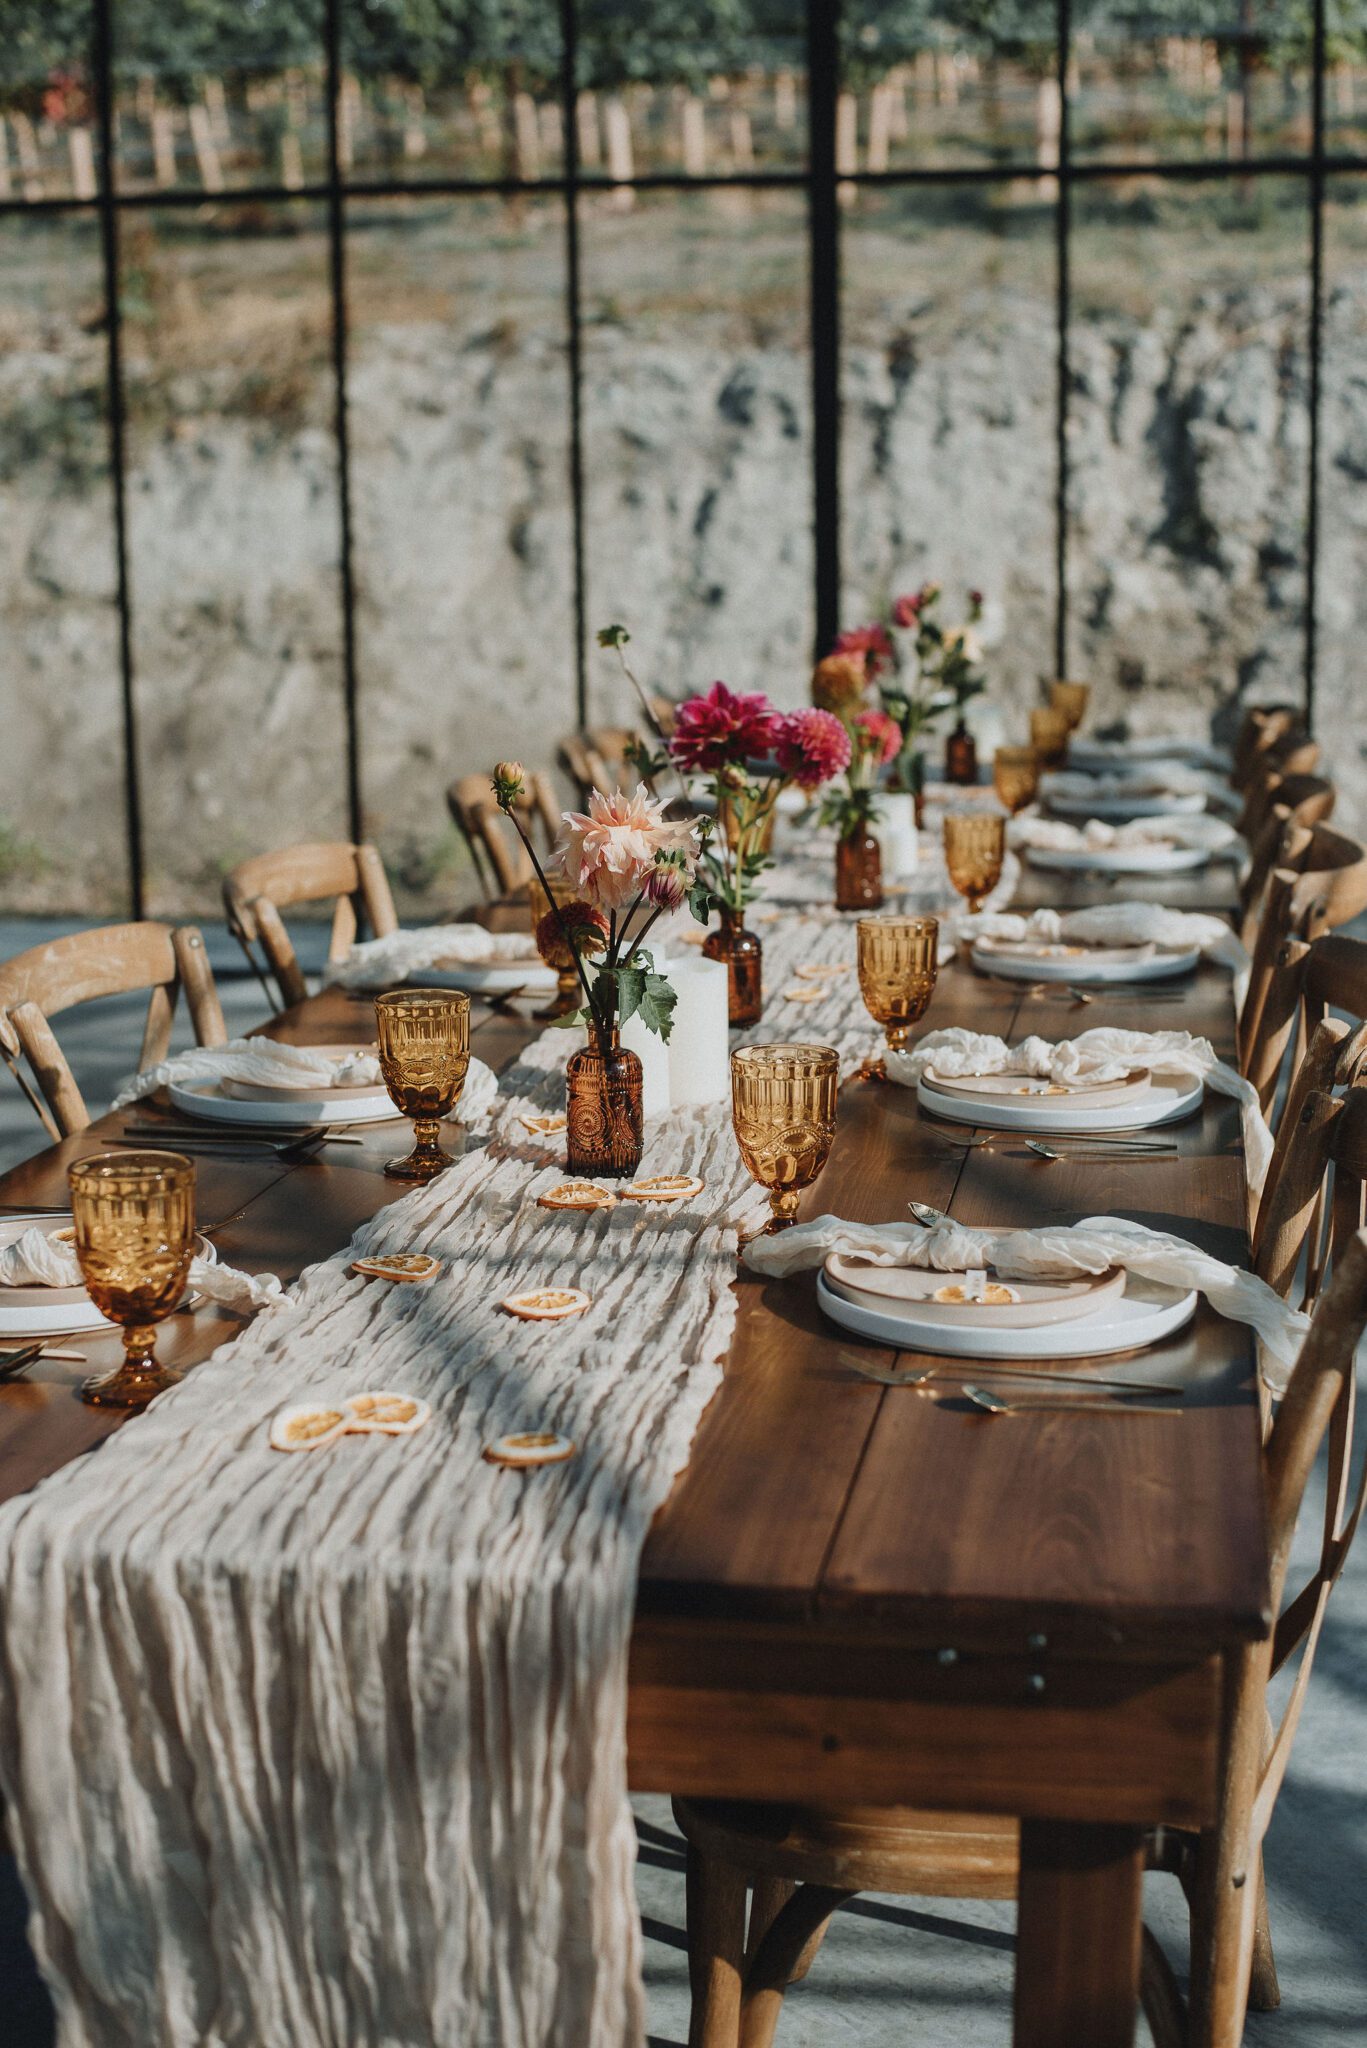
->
[1013,1819,1145,2048]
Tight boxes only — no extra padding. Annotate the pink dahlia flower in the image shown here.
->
[668,681,781,774]
[891,583,940,628]
[776,708,853,791]
[833,623,894,680]
[854,707,903,767]
[554,785,699,912]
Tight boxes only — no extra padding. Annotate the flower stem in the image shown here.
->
[495,803,602,1037]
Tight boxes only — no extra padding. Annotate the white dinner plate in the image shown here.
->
[824,1256,1127,1330]
[411,960,557,996]
[922,1065,1152,1111]
[169,1078,399,1126]
[1067,740,1232,775]
[1025,842,1209,875]
[1045,791,1208,823]
[0,1216,217,1336]
[816,1269,1197,1360]
[917,1067,1203,1132]
[971,938,1201,986]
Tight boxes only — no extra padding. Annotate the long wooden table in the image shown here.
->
[0,925,1268,2047]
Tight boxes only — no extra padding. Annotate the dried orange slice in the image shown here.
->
[501,1286,592,1321]
[344,1390,432,1435]
[351,1252,441,1283]
[536,1182,617,1212]
[483,1431,577,1469]
[621,1174,705,1203]
[781,986,823,1004]
[270,1404,348,1452]
[793,962,848,980]
[518,1112,568,1135]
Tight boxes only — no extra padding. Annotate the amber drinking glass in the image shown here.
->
[1029,705,1070,768]
[68,1151,196,1411]
[375,988,471,1181]
[1049,678,1091,731]
[730,1043,839,1235]
[943,812,1007,915]
[993,745,1040,815]
[530,872,589,1021]
[856,916,939,1051]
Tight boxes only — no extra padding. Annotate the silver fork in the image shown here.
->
[1026,1138,1177,1161]
[959,1383,1179,1417]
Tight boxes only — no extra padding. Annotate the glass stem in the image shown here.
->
[122,1323,157,1368]
[414,1116,442,1158]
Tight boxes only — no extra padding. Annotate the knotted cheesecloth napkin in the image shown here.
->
[1011,812,1241,857]
[0,1224,287,1316]
[110,1038,500,1123]
[330,922,538,989]
[743,1213,1307,1394]
[1041,765,1235,808]
[884,1024,1273,1194]
[956,904,1248,978]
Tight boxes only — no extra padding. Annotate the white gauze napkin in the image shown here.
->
[744,1213,1307,1393]
[885,1024,1273,1194]
[957,904,1248,976]
[1011,812,1240,856]
[110,1038,499,1123]
[1042,765,1234,807]
[0,1225,287,1316]
[330,923,536,989]
[1074,737,1233,774]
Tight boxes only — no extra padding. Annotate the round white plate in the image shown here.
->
[411,960,557,996]
[1025,842,1209,875]
[971,938,1201,986]
[923,1065,1152,1111]
[0,1217,216,1336]
[824,1256,1126,1330]
[1068,740,1231,776]
[1046,791,1207,823]
[917,1067,1203,1132]
[169,1078,399,1126]
[817,1269,1197,1360]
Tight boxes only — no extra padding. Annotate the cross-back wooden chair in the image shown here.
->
[672,1229,1367,2048]
[1237,811,1367,945]
[446,772,561,902]
[1236,767,1333,853]
[0,923,226,1140]
[1230,705,1309,792]
[558,729,648,808]
[222,841,398,1011]
[1237,830,1367,1092]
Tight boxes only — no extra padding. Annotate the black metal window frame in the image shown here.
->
[1,0,1360,916]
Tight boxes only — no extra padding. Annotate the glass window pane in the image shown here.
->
[842,0,1057,172]
[0,6,102,203]
[120,205,348,917]
[1074,2,1311,165]
[346,196,576,917]
[579,189,812,713]
[341,0,564,187]
[0,216,127,912]
[1067,178,1310,740]
[842,186,1057,703]
[1319,178,1367,820]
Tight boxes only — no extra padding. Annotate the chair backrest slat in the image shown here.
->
[222,841,398,1009]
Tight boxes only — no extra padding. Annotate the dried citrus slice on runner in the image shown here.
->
[518,1112,568,1135]
[621,1174,705,1203]
[501,1286,592,1321]
[351,1253,441,1283]
[483,1431,577,1469]
[536,1182,617,1211]
[269,1405,348,1453]
[781,986,824,1004]
[344,1390,432,1435]
[793,962,848,980]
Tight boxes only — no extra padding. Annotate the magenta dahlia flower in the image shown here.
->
[776,707,853,791]
[891,583,940,628]
[854,707,903,767]
[667,681,781,774]
[832,623,894,680]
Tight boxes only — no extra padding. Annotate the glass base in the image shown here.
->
[82,1356,181,1411]
[384,1145,456,1181]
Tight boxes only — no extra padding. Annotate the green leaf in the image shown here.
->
[687,880,714,925]
[544,1007,588,1030]
[634,968,678,1043]
[614,963,647,1027]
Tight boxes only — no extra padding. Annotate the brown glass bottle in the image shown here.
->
[703,906,763,1026]
[944,719,978,785]
[564,1029,644,1177]
[835,828,884,911]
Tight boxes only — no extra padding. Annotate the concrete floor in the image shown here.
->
[0,918,1363,2045]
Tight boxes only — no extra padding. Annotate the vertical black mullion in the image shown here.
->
[1305,0,1326,728]
[1053,0,1072,681]
[560,0,588,728]
[92,0,144,918]
[808,0,841,655]
[324,0,364,842]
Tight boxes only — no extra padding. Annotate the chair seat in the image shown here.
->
[673,1797,1019,1899]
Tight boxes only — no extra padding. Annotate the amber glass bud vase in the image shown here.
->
[565,1026,644,1178]
[703,905,763,1026]
[835,827,884,912]
[944,719,978,786]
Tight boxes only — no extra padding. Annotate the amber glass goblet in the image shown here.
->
[1049,678,1091,731]
[993,745,1040,815]
[1029,705,1070,769]
[68,1151,196,1411]
[530,872,591,1021]
[731,1043,839,1235]
[856,916,939,1051]
[943,812,1007,915]
[375,988,470,1181]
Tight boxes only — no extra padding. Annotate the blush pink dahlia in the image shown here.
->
[853,707,902,767]
[554,785,699,911]
[776,707,852,791]
[833,623,894,681]
[667,681,781,774]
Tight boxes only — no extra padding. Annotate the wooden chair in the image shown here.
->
[1237,827,1367,1087]
[1236,768,1333,853]
[672,1230,1367,2048]
[0,923,226,1140]
[1230,705,1309,792]
[558,729,646,807]
[222,841,399,1011]
[446,772,561,901]
[1237,811,1367,945]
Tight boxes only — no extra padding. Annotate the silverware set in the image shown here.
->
[112,1121,367,1162]
[0,1341,89,1381]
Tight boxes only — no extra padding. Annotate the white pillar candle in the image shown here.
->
[662,954,731,1108]
[619,1011,672,1119]
[876,790,920,879]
